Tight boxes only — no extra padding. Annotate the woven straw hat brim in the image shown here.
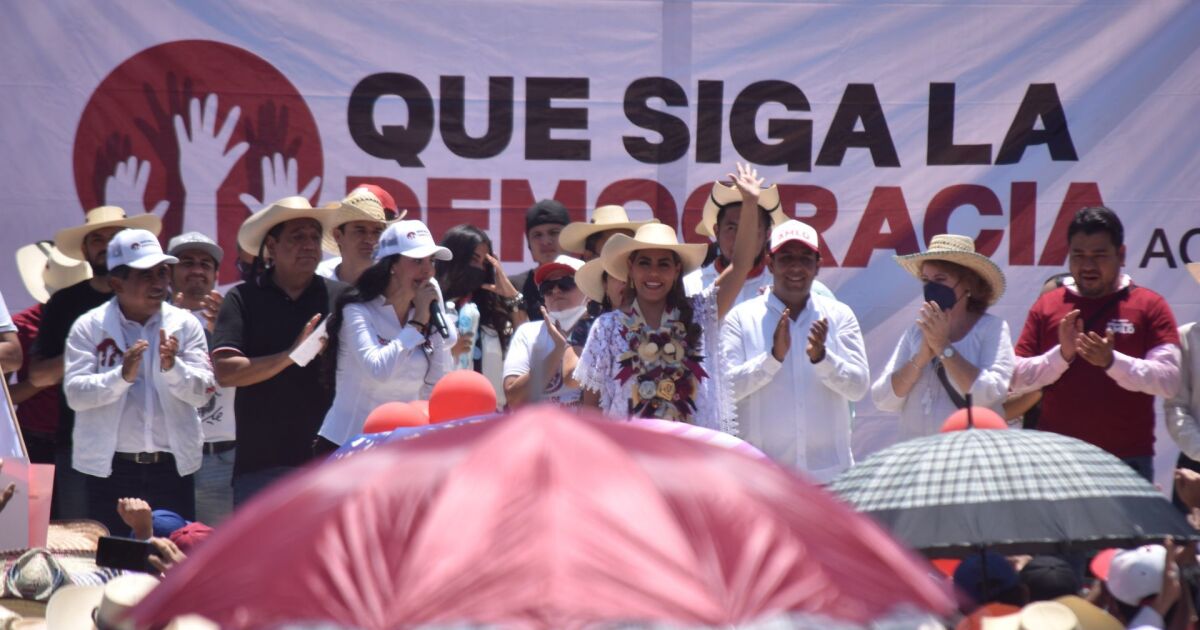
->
[600,228,708,283]
[575,258,608,304]
[894,249,1006,305]
[319,201,406,256]
[237,197,330,255]
[54,211,162,262]
[696,183,785,238]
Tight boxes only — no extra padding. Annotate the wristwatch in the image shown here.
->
[503,292,525,312]
[942,346,956,359]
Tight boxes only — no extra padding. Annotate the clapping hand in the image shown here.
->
[159,329,180,371]
[771,308,791,362]
[807,317,829,363]
[916,301,951,356]
[1076,329,1116,369]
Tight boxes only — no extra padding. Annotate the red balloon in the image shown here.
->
[411,400,430,421]
[428,370,497,423]
[939,407,1007,433]
[363,402,428,434]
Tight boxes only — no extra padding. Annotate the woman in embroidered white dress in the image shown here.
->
[575,163,766,433]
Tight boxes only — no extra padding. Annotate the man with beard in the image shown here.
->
[31,206,161,518]
[167,232,235,524]
[63,229,214,533]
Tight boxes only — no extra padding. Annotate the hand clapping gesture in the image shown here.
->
[807,317,829,364]
[916,301,951,357]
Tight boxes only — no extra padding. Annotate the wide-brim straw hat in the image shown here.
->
[600,223,708,283]
[894,234,1006,305]
[695,182,785,239]
[575,258,608,304]
[54,207,162,262]
[320,187,407,255]
[0,520,108,618]
[558,205,657,255]
[238,196,330,255]
[15,241,93,304]
[1188,262,1200,285]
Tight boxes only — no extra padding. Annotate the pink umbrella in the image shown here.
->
[131,406,952,629]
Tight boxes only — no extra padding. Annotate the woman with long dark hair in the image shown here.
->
[574,163,765,432]
[436,225,526,407]
[315,220,455,450]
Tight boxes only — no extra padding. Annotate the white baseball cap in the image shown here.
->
[769,220,819,254]
[375,220,452,261]
[107,228,178,270]
[1107,544,1165,606]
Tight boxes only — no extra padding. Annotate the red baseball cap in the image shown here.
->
[356,183,399,218]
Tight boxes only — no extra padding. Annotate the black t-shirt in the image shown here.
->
[211,273,347,477]
[30,280,112,444]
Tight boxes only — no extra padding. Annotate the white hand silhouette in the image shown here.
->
[103,156,169,218]
[174,94,249,237]
[238,153,322,213]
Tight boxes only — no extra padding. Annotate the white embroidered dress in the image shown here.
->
[574,286,736,434]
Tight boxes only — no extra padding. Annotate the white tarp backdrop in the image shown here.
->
[2,1,1198,468]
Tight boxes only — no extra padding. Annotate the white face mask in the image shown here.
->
[548,304,588,332]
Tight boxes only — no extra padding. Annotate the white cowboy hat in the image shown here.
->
[558,205,657,255]
[237,196,330,255]
[54,207,162,262]
[15,242,93,304]
[894,234,1007,305]
[575,258,609,304]
[695,182,786,239]
[1188,262,1200,285]
[600,223,708,283]
[320,187,407,255]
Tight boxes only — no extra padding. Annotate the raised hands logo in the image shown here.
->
[73,41,324,283]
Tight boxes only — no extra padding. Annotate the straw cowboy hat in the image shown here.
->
[54,207,162,262]
[695,181,786,239]
[320,187,407,255]
[0,520,109,619]
[15,242,93,304]
[575,258,609,304]
[558,205,657,255]
[237,196,330,255]
[600,223,708,283]
[45,573,217,630]
[894,234,1006,305]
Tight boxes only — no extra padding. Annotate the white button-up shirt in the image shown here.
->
[722,291,870,483]
[116,311,172,454]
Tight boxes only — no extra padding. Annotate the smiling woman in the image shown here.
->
[573,163,765,432]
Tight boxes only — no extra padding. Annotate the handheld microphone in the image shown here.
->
[429,299,450,339]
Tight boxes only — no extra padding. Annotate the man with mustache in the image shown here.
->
[31,206,160,518]
[63,229,215,533]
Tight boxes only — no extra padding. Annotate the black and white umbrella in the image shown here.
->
[829,428,1197,557]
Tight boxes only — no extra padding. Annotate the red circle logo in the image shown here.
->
[73,40,323,282]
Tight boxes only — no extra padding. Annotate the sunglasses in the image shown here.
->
[538,276,577,295]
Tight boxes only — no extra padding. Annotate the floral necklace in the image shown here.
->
[614,303,708,422]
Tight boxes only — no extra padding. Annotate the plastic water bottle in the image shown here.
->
[455,301,480,370]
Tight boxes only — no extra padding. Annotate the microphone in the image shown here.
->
[429,299,450,339]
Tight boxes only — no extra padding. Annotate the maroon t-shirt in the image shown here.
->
[1015,283,1179,458]
[12,304,60,436]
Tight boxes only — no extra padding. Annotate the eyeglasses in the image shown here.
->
[177,259,217,271]
[538,276,577,295]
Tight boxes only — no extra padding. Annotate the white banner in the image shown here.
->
[2,1,1198,463]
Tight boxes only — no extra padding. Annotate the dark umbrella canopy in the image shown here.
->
[829,428,1196,557]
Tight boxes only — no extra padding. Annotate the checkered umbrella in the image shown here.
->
[829,428,1197,557]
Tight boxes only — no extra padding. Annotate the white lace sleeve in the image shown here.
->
[573,313,623,413]
[693,287,738,435]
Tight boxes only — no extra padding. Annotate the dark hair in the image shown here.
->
[1067,206,1124,248]
[584,232,604,258]
[322,255,440,393]
[435,225,514,350]
[621,251,701,352]
[108,265,132,280]
[714,202,772,264]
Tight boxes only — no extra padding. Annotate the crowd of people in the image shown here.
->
[2,160,1199,627]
